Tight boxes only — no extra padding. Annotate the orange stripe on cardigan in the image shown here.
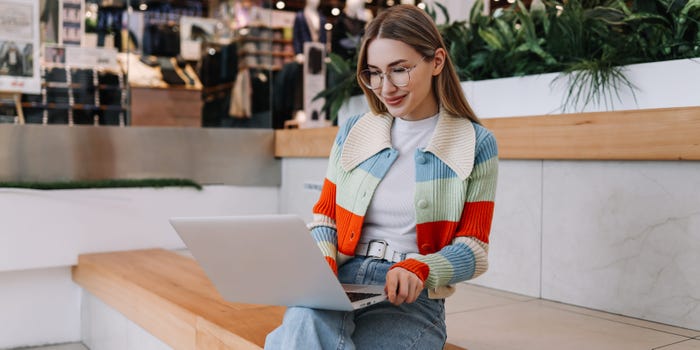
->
[312,178,337,219]
[335,205,364,256]
[390,258,430,283]
[325,256,338,275]
[456,201,494,244]
[415,201,495,254]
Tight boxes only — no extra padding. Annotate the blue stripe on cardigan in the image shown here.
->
[356,149,399,179]
[440,242,477,284]
[474,124,498,165]
[311,225,338,245]
[415,151,458,182]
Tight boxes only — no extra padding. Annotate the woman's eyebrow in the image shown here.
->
[367,59,409,69]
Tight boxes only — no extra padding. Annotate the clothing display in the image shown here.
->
[157,57,186,86]
[331,12,366,60]
[19,67,126,126]
[292,10,327,55]
[229,68,251,119]
[142,23,181,57]
[199,42,238,87]
[272,62,303,129]
[310,111,498,299]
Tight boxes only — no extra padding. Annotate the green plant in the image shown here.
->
[315,52,362,122]
[318,0,700,119]
[0,178,203,190]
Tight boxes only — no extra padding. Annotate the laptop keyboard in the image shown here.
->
[346,291,382,302]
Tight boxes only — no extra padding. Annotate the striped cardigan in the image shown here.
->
[310,110,498,298]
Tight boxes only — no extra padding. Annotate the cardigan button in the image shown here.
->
[416,155,427,164]
[417,199,428,209]
[421,244,433,251]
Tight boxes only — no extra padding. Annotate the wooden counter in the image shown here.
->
[274,106,700,160]
[130,86,203,127]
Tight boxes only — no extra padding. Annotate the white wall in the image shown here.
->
[539,161,700,329]
[278,158,329,222]
[81,292,171,350]
[1,186,278,272]
[0,185,279,349]
[0,267,81,349]
[423,0,479,23]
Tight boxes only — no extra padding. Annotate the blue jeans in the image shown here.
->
[264,257,447,350]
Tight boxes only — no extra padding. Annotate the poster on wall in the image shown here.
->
[0,0,41,94]
[60,0,84,46]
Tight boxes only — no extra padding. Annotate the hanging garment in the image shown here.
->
[229,68,251,119]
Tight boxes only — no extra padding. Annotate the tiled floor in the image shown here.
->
[446,284,700,350]
[15,284,700,350]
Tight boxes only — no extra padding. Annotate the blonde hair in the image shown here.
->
[356,4,480,124]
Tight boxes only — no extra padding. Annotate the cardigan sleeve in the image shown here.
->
[392,130,498,289]
[307,116,360,274]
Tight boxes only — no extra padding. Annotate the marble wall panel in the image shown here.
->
[469,160,543,298]
[541,161,700,330]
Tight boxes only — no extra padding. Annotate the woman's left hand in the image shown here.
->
[385,267,424,305]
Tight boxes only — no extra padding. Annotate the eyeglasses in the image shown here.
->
[359,57,426,90]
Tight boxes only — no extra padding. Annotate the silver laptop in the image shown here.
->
[169,214,387,311]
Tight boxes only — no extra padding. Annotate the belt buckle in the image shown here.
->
[367,239,388,260]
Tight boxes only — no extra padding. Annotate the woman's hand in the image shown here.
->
[385,267,424,305]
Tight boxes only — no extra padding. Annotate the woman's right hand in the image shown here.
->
[385,267,423,305]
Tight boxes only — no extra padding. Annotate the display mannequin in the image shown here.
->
[233,0,263,29]
[292,0,326,63]
[345,0,373,21]
[331,0,372,60]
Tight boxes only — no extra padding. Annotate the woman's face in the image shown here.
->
[365,38,441,121]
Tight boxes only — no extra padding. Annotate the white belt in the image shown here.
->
[355,240,421,263]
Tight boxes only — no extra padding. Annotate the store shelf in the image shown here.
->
[2,102,127,111]
[239,50,294,58]
[237,36,292,44]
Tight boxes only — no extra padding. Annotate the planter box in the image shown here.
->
[339,58,700,122]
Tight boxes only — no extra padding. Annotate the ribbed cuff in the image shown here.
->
[390,258,430,283]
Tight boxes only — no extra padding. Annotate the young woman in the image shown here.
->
[265,4,498,349]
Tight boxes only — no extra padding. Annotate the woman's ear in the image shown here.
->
[431,48,447,76]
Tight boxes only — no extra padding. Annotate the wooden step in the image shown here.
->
[72,249,466,349]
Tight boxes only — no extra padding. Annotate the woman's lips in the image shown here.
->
[383,95,405,107]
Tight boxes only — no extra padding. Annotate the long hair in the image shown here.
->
[356,5,480,124]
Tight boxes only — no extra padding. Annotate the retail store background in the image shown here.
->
[1,0,699,348]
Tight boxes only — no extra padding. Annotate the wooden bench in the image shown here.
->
[72,249,465,349]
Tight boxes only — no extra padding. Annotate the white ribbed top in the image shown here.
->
[360,113,439,254]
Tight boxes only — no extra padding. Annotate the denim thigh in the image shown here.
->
[340,257,447,350]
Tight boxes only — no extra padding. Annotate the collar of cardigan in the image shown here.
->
[340,109,476,181]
